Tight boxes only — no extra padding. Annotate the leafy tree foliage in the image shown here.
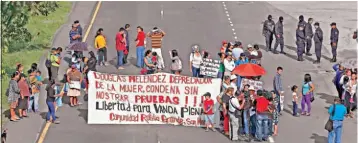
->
[1,1,59,53]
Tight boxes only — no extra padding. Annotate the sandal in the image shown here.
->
[301,112,306,115]
[306,113,311,116]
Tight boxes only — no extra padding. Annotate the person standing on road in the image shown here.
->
[28,69,42,113]
[254,90,270,142]
[222,87,234,136]
[17,74,31,118]
[115,27,126,70]
[8,72,21,121]
[123,24,130,64]
[169,49,182,75]
[273,67,284,115]
[330,22,339,63]
[95,28,108,66]
[333,64,345,100]
[147,27,166,69]
[296,24,306,61]
[313,22,323,64]
[67,65,82,107]
[189,45,203,77]
[203,92,216,132]
[46,79,61,124]
[229,91,245,141]
[273,16,285,54]
[301,74,315,116]
[69,24,81,44]
[74,20,82,41]
[327,97,347,143]
[50,48,60,81]
[135,26,146,68]
[262,15,275,51]
[304,18,314,56]
[232,41,244,61]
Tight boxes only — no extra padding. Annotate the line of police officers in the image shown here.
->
[262,15,339,64]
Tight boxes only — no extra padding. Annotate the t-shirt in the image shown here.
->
[302,82,312,95]
[18,80,31,96]
[136,31,146,47]
[256,96,269,113]
[232,48,244,59]
[292,92,298,101]
[69,30,80,44]
[222,93,231,110]
[50,54,60,67]
[229,97,240,113]
[219,62,225,72]
[115,32,126,51]
[148,32,165,48]
[203,99,214,115]
[46,85,56,102]
[190,53,203,68]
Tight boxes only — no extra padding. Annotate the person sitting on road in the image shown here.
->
[143,50,156,74]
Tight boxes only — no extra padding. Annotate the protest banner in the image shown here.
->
[239,78,263,91]
[199,58,221,77]
[87,71,221,127]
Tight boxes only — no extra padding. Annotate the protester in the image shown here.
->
[28,69,41,113]
[35,71,42,82]
[189,45,203,77]
[220,40,228,54]
[240,86,254,140]
[270,90,279,136]
[342,71,356,118]
[69,24,81,44]
[222,87,234,136]
[147,27,166,69]
[135,26,146,68]
[95,28,108,66]
[169,49,182,75]
[327,97,346,143]
[202,92,215,132]
[223,52,235,76]
[143,50,156,74]
[50,48,60,81]
[123,24,130,64]
[115,27,126,70]
[46,79,61,124]
[7,72,21,121]
[216,76,231,132]
[67,65,82,107]
[17,74,30,118]
[74,20,82,41]
[291,85,299,116]
[217,52,225,79]
[333,64,345,99]
[228,90,246,141]
[255,89,271,142]
[232,41,243,61]
[16,64,24,74]
[301,74,315,116]
[273,67,284,115]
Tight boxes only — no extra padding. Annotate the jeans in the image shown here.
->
[328,120,343,143]
[192,66,200,77]
[97,48,107,64]
[292,101,298,116]
[237,76,242,90]
[136,46,145,68]
[256,113,269,141]
[240,109,249,135]
[28,93,39,112]
[117,50,124,68]
[217,72,224,79]
[46,101,56,121]
[123,46,129,63]
[250,115,256,136]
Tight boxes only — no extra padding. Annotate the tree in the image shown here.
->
[1,1,59,53]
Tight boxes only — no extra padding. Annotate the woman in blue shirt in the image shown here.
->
[235,53,249,66]
[301,74,315,116]
[328,97,347,143]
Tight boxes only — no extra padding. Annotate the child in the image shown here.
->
[291,85,299,116]
[151,52,163,72]
[203,92,216,132]
[36,70,42,82]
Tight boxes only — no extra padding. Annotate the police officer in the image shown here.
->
[305,18,314,56]
[330,22,339,62]
[262,15,275,51]
[313,22,323,64]
[296,24,305,61]
[297,15,307,53]
[273,16,285,54]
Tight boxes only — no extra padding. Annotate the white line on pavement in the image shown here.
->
[222,2,237,41]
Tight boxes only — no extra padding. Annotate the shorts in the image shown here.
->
[204,114,214,124]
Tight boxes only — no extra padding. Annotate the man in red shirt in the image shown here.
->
[116,27,126,70]
[203,92,215,132]
[135,26,146,68]
[254,90,270,141]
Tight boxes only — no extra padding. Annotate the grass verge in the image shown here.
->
[1,2,72,125]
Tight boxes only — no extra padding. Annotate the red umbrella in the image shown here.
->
[232,63,266,76]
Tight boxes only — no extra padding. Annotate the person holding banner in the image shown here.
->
[224,52,235,77]
[203,92,216,132]
[67,65,83,107]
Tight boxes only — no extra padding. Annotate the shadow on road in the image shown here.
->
[317,93,335,104]
[283,104,302,115]
[128,57,138,67]
[310,133,328,143]
[77,108,88,122]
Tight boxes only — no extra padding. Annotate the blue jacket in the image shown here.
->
[328,104,347,121]
[332,64,344,87]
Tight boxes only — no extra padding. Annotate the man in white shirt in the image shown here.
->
[228,93,246,141]
[230,75,238,94]
[224,52,235,76]
[232,41,244,61]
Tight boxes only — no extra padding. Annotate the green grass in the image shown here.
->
[1,2,72,125]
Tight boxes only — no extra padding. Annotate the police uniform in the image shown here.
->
[305,19,314,55]
[297,15,307,53]
[313,22,323,64]
[273,16,284,53]
[262,15,275,51]
[296,25,305,61]
[330,22,339,62]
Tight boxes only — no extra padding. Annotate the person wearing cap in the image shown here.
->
[224,52,235,76]
[67,64,82,107]
[50,48,60,81]
[235,52,249,66]
[296,24,306,61]
[313,22,323,64]
[74,20,82,41]
[230,74,238,94]
[147,27,166,69]
[228,89,246,141]
[304,18,314,56]
[330,22,339,62]
[232,41,244,60]
[220,40,228,54]
[189,45,203,77]
[262,15,275,51]
[203,92,216,132]
[273,16,285,54]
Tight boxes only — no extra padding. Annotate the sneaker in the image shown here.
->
[268,136,275,143]
[53,120,60,124]
[118,67,124,70]
[205,128,209,132]
[211,128,216,132]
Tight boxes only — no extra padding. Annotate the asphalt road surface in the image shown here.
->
[33,2,357,143]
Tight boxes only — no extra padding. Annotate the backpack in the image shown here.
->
[229,97,242,118]
[171,58,182,70]
[45,52,51,68]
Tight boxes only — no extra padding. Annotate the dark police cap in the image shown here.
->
[51,47,57,51]
[330,22,337,26]
[298,24,305,27]
[314,22,320,26]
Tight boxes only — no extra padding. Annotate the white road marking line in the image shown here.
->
[232,29,235,31]
[230,24,233,27]
[228,18,231,21]
[160,5,164,19]
[226,14,230,17]
[224,7,227,10]
[222,2,225,4]
[233,32,236,35]
[225,11,228,14]
[222,2,237,41]
[229,21,232,24]
[234,36,238,39]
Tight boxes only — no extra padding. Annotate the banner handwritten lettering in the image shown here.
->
[199,58,221,77]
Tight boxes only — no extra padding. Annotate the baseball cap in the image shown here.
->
[330,22,337,26]
[249,86,255,91]
[230,75,237,80]
[247,44,253,48]
[235,41,242,46]
[314,22,319,26]
[240,53,246,57]
[51,47,57,51]
[222,40,228,45]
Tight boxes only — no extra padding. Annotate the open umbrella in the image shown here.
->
[232,63,266,77]
[67,42,88,51]
[340,58,357,69]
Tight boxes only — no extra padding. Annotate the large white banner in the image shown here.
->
[87,71,221,126]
